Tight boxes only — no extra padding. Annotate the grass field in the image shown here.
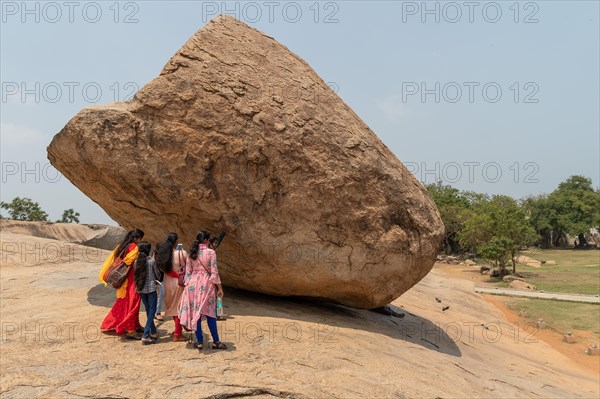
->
[491,249,600,339]
[512,298,600,338]
[510,249,600,295]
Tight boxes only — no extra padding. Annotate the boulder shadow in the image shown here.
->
[87,283,116,308]
[86,284,459,356]
[220,287,462,357]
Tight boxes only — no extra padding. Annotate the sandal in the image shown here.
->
[186,337,196,350]
[125,333,141,340]
[195,343,203,351]
[212,341,227,350]
[173,334,188,342]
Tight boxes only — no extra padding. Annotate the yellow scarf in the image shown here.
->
[98,245,139,299]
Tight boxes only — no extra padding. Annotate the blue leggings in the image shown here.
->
[196,316,219,344]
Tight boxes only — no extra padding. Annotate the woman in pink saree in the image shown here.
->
[178,231,226,351]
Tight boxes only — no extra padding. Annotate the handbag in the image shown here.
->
[103,248,130,289]
[177,250,186,287]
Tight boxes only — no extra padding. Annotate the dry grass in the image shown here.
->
[512,249,600,295]
[512,298,600,338]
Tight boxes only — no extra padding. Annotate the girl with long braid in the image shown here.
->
[134,242,162,345]
[155,232,189,341]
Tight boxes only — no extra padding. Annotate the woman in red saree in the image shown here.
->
[99,228,145,339]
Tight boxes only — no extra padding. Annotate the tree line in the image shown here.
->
[0,197,80,223]
[426,175,600,272]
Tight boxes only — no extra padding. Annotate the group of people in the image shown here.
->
[98,228,227,351]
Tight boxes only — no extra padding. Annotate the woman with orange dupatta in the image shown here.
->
[99,228,145,339]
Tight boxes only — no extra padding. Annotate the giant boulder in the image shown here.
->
[47,15,444,308]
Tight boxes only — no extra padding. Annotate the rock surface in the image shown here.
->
[0,220,124,250]
[47,15,444,308]
[502,275,525,282]
[526,261,542,268]
[509,280,537,290]
[1,231,598,398]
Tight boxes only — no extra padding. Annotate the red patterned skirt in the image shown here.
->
[101,267,141,334]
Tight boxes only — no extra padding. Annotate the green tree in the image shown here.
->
[460,190,489,208]
[522,195,554,248]
[458,211,493,252]
[58,209,80,223]
[548,176,600,247]
[526,176,600,247]
[479,237,514,269]
[0,197,49,221]
[459,195,538,273]
[426,184,473,254]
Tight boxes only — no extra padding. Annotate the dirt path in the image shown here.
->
[485,294,600,376]
[1,233,599,398]
[436,262,600,376]
[474,287,600,303]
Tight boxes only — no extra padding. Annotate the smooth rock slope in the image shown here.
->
[0,220,124,250]
[47,15,444,308]
[1,230,597,398]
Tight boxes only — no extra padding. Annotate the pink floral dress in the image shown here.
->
[178,243,221,330]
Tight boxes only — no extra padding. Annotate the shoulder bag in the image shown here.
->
[104,247,130,289]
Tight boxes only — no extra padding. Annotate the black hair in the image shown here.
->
[209,237,219,248]
[155,232,179,273]
[115,228,144,257]
[166,232,178,245]
[189,230,210,260]
[134,241,152,292]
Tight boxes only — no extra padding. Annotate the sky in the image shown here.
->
[1,0,599,225]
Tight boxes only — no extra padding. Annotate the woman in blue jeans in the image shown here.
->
[133,242,162,345]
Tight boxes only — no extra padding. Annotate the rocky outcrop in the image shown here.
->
[514,255,543,268]
[47,15,444,308]
[0,220,124,250]
[509,280,537,290]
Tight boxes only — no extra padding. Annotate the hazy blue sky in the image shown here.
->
[1,0,599,225]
